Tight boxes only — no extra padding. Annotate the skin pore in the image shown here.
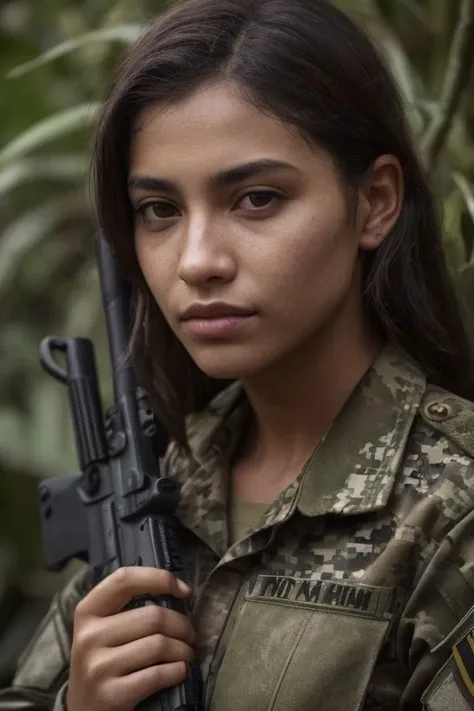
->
[129,80,403,503]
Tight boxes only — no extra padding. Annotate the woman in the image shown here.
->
[2,0,474,709]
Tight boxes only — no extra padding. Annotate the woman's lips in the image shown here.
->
[183,314,255,338]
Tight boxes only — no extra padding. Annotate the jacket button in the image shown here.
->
[426,401,452,419]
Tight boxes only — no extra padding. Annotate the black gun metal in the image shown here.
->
[37,235,202,711]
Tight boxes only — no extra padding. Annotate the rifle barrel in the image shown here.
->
[97,236,136,401]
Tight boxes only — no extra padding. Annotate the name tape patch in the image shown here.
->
[248,574,395,619]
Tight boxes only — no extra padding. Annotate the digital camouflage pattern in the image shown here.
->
[2,344,474,710]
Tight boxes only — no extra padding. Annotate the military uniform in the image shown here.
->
[2,344,474,710]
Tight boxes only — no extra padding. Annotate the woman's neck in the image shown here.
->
[239,313,383,475]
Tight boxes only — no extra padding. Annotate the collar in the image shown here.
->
[177,344,426,555]
[295,344,426,516]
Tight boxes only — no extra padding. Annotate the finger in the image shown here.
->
[113,661,188,707]
[109,634,194,675]
[76,567,191,617]
[99,604,196,647]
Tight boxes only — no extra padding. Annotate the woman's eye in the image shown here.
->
[137,201,178,222]
[135,191,282,225]
[237,191,281,210]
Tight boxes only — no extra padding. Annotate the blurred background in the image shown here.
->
[0,0,473,685]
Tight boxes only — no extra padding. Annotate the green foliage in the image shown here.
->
[0,0,473,570]
[7,23,143,78]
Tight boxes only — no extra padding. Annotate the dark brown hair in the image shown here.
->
[92,0,474,447]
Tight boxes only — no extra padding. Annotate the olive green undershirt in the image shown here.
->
[228,494,269,545]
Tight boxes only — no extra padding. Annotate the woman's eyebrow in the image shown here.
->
[128,158,299,193]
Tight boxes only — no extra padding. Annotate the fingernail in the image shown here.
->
[177,578,192,594]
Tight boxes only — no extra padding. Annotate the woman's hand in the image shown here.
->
[66,566,195,711]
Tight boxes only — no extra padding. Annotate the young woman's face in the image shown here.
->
[129,80,372,379]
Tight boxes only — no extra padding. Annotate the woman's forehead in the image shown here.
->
[129,81,327,179]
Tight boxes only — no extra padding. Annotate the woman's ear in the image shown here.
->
[358,154,404,250]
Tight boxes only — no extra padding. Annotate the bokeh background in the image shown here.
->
[0,0,473,683]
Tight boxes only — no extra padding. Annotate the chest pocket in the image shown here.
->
[210,574,397,711]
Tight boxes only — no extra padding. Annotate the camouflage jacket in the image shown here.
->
[2,344,474,711]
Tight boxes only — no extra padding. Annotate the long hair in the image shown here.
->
[92,0,474,447]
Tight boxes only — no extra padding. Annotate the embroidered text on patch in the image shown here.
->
[248,575,395,619]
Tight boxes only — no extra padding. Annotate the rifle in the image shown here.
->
[37,235,202,711]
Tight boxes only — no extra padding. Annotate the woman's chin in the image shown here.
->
[190,349,268,381]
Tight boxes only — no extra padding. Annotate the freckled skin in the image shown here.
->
[130,81,381,383]
[129,78,402,474]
